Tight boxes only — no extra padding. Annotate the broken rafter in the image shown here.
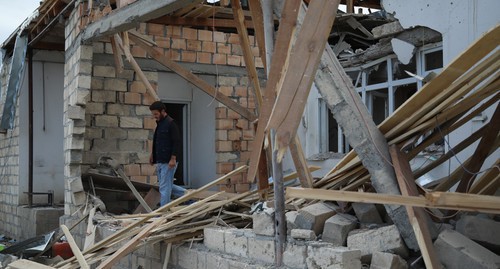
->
[247,0,267,73]
[128,32,257,122]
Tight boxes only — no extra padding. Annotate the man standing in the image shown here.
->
[149,101,186,206]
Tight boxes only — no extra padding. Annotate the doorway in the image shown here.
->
[164,102,188,186]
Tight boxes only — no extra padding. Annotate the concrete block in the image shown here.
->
[203,227,225,252]
[248,234,275,264]
[294,202,337,235]
[291,229,316,240]
[306,243,362,269]
[177,246,198,269]
[347,225,408,262]
[456,215,500,253]
[224,228,249,258]
[286,211,299,234]
[434,229,500,269]
[252,209,275,236]
[370,252,408,269]
[283,242,307,269]
[352,203,383,224]
[323,213,358,246]
[205,252,229,269]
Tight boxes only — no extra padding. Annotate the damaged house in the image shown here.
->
[0,0,498,268]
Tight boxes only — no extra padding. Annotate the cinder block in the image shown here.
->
[177,245,199,269]
[224,228,249,258]
[352,203,383,224]
[294,202,337,235]
[248,234,275,264]
[434,229,500,269]
[286,211,299,234]
[203,227,225,252]
[322,213,358,246]
[370,251,408,269]
[456,215,500,253]
[205,252,230,269]
[283,241,307,269]
[252,209,275,236]
[347,225,408,263]
[306,243,361,269]
[291,229,316,240]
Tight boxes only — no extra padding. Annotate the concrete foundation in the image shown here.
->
[17,206,64,241]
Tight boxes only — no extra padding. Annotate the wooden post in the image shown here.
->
[271,129,286,267]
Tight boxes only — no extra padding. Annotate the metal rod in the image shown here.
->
[28,47,33,208]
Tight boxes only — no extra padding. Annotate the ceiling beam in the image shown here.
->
[82,0,201,42]
[149,16,254,29]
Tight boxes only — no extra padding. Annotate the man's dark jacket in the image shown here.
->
[152,115,181,164]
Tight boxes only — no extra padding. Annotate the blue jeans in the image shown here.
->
[157,162,186,206]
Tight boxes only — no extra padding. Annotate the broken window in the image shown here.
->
[320,43,443,155]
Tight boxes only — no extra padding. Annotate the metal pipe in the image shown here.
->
[28,47,33,208]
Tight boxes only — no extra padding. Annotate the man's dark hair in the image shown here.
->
[149,101,166,112]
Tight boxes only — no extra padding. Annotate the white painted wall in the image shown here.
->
[19,60,65,205]
[158,72,216,189]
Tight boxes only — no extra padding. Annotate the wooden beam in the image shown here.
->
[83,207,97,251]
[469,159,500,194]
[231,0,263,109]
[128,33,257,122]
[247,0,267,73]
[246,0,302,182]
[82,0,202,41]
[266,0,340,160]
[285,187,500,214]
[455,104,500,192]
[61,225,90,269]
[289,137,314,188]
[149,16,255,29]
[390,145,442,269]
[110,35,124,74]
[116,167,153,212]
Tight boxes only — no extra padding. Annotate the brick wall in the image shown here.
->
[0,53,21,238]
[83,22,262,193]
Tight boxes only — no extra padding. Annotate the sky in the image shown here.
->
[0,0,41,46]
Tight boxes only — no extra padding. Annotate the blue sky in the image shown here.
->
[0,0,41,45]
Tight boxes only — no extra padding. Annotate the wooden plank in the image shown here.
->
[83,207,97,251]
[116,167,153,213]
[246,0,302,182]
[390,145,442,269]
[247,0,267,73]
[114,33,160,102]
[82,0,201,41]
[455,104,500,192]
[133,188,161,214]
[285,187,500,214]
[128,33,257,122]
[469,159,500,194]
[6,259,55,269]
[266,0,340,160]
[110,35,124,74]
[61,224,90,269]
[289,136,314,188]
[231,0,263,109]
[162,243,172,269]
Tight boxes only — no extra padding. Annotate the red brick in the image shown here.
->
[232,141,242,151]
[229,175,240,184]
[130,81,146,93]
[167,49,181,61]
[242,130,254,140]
[166,26,182,38]
[228,33,239,44]
[227,109,241,119]
[182,27,198,40]
[251,46,260,57]
[182,51,196,63]
[228,130,242,141]
[213,54,227,65]
[141,164,156,175]
[217,43,231,54]
[171,38,186,50]
[235,183,250,193]
[196,52,212,64]
[124,164,141,176]
[131,176,148,183]
[186,40,201,51]
[155,36,170,48]
[236,119,249,129]
[219,184,235,193]
[216,130,228,141]
[232,44,243,56]
[131,46,147,58]
[248,35,255,46]
[148,23,165,36]
[227,55,241,66]
[255,57,264,68]
[216,107,227,119]
[124,92,142,104]
[213,31,226,43]
[143,92,157,105]
[240,151,251,162]
[235,86,248,97]
[216,141,233,152]
[202,41,216,53]
[216,119,234,130]
[218,86,233,96]
[148,175,158,184]
[248,96,256,109]
[198,29,213,41]
[240,141,248,151]
[144,118,156,130]
[217,163,234,174]
[137,23,147,35]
